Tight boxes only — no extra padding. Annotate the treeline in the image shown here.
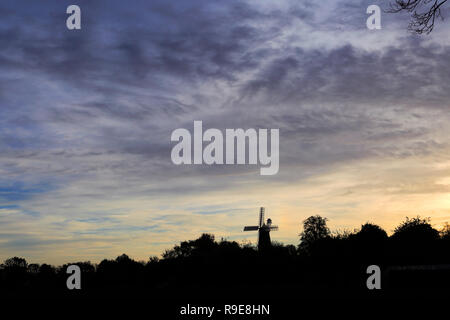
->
[2,215,450,299]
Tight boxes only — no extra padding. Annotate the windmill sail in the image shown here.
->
[259,207,265,228]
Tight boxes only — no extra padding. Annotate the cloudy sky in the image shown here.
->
[1,0,450,264]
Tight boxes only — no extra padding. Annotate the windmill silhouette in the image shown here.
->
[243,207,278,251]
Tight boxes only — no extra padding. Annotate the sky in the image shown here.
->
[1,0,450,264]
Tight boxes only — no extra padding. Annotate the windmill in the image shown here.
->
[243,207,278,251]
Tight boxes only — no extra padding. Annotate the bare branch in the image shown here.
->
[388,0,449,34]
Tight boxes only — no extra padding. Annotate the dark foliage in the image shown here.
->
[298,215,330,255]
[1,216,450,299]
[391,216,439,242]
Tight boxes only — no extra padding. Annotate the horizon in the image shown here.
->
[2,0,450,265]
[2,210,447,265]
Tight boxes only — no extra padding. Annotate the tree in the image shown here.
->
[192,233,216,252]
[440,222,450,239]
[391,216,439,242]
[298,215,331,253]
[389,0,449,34]
[38,263,55,275]
[148,256,160,264]
[355,223,388,242]
[28,263,40,274]
[162,233,217,259]
[3,257,28,270]
[116,253,133,264]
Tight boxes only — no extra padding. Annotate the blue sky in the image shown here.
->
[1,0,450,264]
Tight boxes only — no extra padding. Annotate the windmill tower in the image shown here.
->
[243,207,278,251]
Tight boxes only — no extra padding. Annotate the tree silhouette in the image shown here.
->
[27,263,40,274]
[1,257,29,294]
[3,257,28,270]
[440,222,450,239]
[162,233,216,259]
[391,216,439,242]
[2,216,450,299]
[389,0,449,34]
[354,223,388,242]
[298,215,330,254]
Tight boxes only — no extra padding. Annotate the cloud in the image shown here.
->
[1,0,450,263]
